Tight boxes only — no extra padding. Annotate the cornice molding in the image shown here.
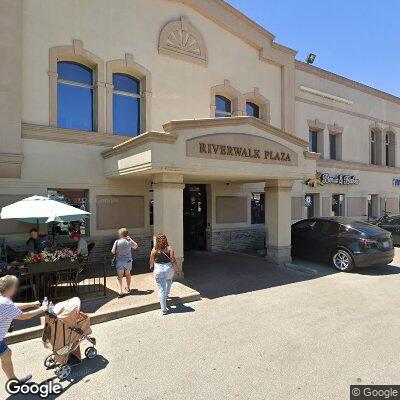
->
[296,97,400,130]
[307,118,325,132]
[327,123,344,135]
[318,158,400,174]
[102,131,177,159]
[22,123,130,147]
[296,61,400,105]
[304,151,320,160]
[162,116,309,148]
[169,0,297,61]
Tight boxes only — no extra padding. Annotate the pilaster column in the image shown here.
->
[265,179,294,265]
[0,0,23,178]
[152,173,185,273]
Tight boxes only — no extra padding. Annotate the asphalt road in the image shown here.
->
[2,252,400,400]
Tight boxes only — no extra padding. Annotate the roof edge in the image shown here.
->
[296,61,400,105]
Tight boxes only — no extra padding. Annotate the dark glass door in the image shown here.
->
[183,185,207,251]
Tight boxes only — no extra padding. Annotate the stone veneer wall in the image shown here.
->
[207,227,266,252]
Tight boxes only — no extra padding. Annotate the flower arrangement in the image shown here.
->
[24,248,77,264]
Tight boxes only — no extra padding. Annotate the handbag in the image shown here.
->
[161,250,179,272]
[111,240,118,267]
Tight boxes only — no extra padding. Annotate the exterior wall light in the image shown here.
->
[306,53,316,64]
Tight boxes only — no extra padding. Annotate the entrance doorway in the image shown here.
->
[183,185,207,251]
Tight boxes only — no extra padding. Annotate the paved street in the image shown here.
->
[2,251,400,399]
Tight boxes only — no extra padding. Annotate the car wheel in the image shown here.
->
[332,249,354,272]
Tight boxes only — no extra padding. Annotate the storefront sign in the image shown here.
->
[320,172,359,185]
[186,133,298,166]
[392,178,400,187]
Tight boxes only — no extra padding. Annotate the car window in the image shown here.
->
[293,219,317,232]
[382,216,400,225]
[350,221,384,236]
[315,220,338,235]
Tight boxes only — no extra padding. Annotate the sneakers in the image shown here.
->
[19,374,32,384]
[162,309,168,315]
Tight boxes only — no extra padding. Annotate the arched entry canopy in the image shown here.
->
[102,116,316,182]
[102,117,318,269]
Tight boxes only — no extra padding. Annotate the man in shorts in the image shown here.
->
[0,275,46,383]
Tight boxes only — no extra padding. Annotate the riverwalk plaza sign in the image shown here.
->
[186,133,298,166]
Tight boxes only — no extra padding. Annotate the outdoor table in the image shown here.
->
[21,260,80,299]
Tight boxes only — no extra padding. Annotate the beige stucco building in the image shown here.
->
[1,0,399,269]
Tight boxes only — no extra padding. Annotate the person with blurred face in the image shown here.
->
[26,228,45,254]
[0,276,46,382]
[111,228,139,297]
[70,231,88,257]
[149,234,181,315]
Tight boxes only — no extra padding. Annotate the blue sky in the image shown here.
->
[227,0,400,96]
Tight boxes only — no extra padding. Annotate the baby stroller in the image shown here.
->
[42,297,97,380]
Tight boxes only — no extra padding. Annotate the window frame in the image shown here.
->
[309,130,318,153]
[329,133,337,160]
[49,40,106,132]
[106,54,152,135]
[57,61,95,132]
[210,80,241,117]
[215,95,233,118]
[246,101,260,119]
[112,73,142,136]
[243,89,270,123]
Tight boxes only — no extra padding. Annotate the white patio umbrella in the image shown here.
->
[0,195,90,225]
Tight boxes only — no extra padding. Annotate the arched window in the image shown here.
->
[57,61,94,131]
[113,73,141,136]
[246,102,260,118]
[215,95,232,118]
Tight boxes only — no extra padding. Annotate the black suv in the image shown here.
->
[291,217,394,271]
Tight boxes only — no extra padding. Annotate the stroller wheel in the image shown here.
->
[85,346,97,359]
[44,354,56,369]
[56,365,72,381]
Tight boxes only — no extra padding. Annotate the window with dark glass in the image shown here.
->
[57,61,94,131]
[113,73,141,136]
[149,199,154,226]
[370,131,376,164]
[251,193,265,224]
[329,134,337,160]
[215,95,232,118]
[47,189,90,235]
[309,131,318,153]
[385,134,390,166]
[305,194,315,219]
[332,194,345,216]
[246,102,260,118]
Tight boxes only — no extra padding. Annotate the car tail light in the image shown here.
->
[359,238,377,249]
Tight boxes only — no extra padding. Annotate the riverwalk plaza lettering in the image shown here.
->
[320,172,359,185]
[186,133,298,166]
[198,142,292,162]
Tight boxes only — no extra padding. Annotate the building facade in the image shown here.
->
[1,0,399,270]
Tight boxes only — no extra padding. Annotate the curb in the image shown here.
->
[6,289,201,345]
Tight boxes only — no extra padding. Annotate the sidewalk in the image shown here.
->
[7,271,201,344]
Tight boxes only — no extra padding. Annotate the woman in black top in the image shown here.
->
[149,234,180,315]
